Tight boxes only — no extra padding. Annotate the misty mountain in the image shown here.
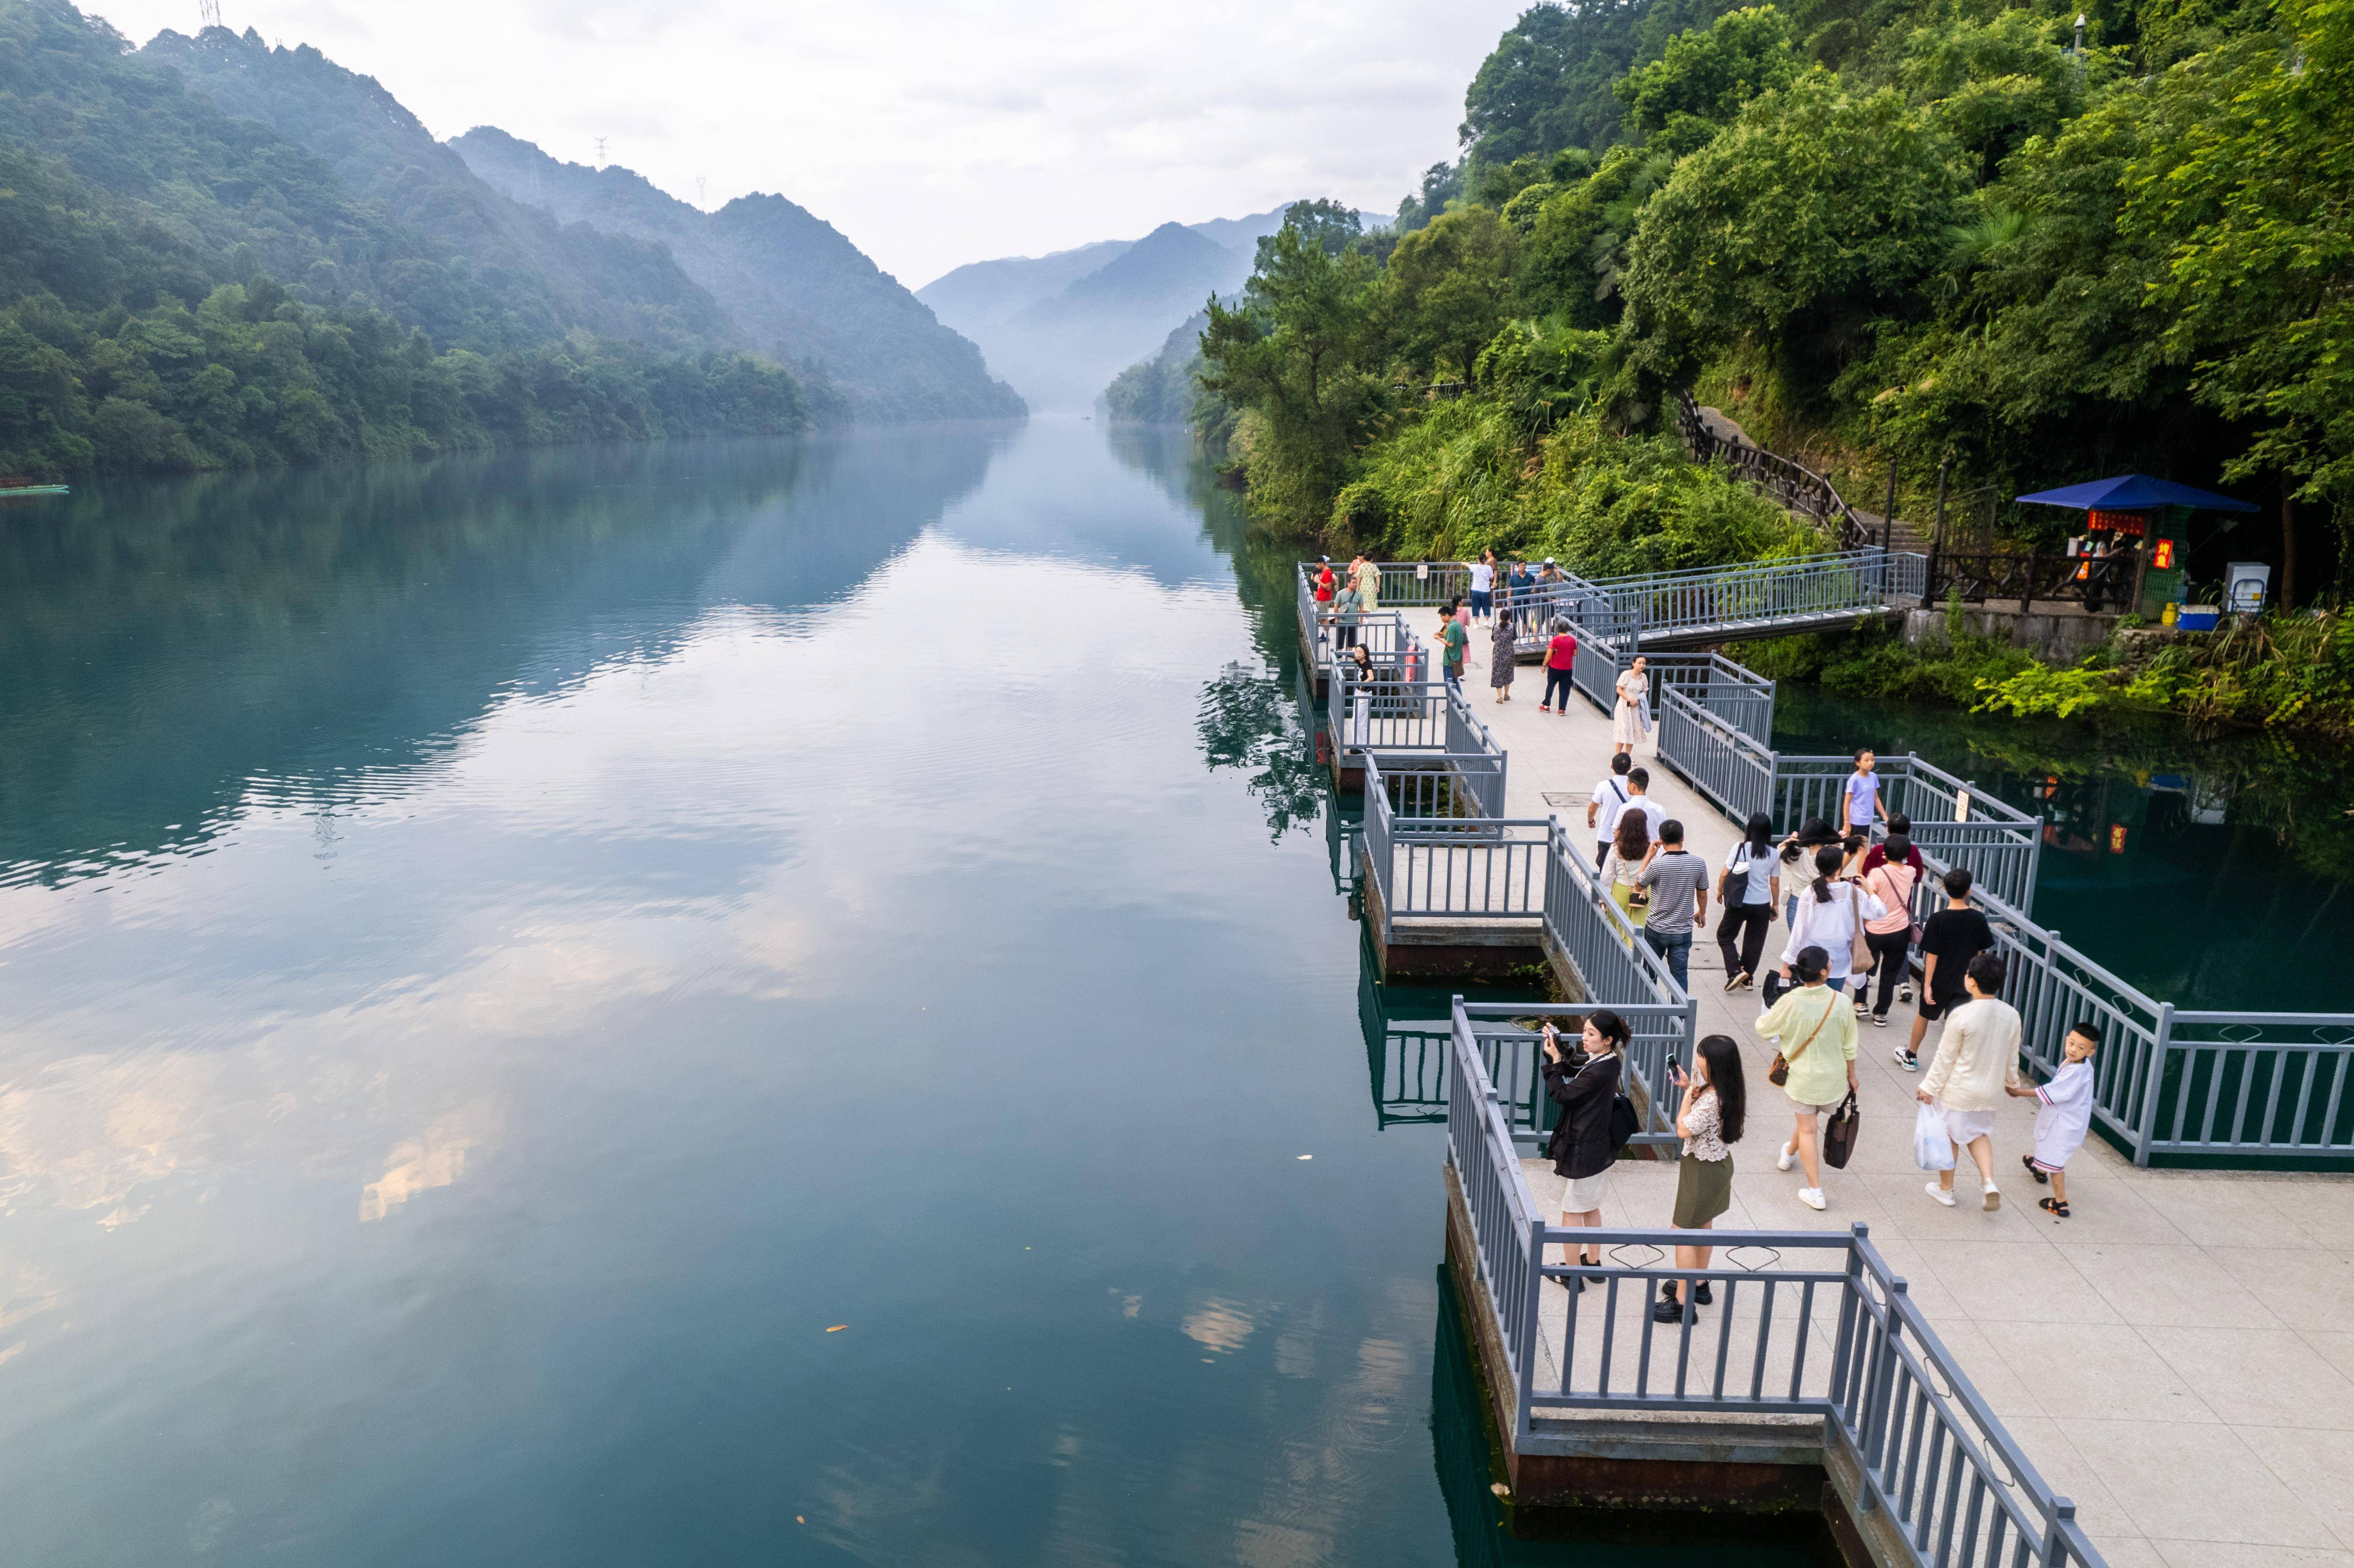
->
[919,207,1289,413]
[140,26,741,358]
[452,129,1023,423]
[916,240,1135,341]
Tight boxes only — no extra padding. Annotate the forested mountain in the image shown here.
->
[140,25,741,357]
[451,128,1023,423]
[920,206,1291,411]
[1104,313,1210,425]
[0,0,813,477]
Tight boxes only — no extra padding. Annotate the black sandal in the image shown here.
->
[2039,1196,2070,1218]
[2021,1153,2049,1185]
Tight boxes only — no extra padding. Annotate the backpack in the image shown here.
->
[1609,1091,1641,1152]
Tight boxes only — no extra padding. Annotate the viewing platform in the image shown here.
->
[1297,557,2354,1568]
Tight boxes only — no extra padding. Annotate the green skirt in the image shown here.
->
[1673,1152,1734,1228]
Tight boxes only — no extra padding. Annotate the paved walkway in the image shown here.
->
[1458,626,2354,1568]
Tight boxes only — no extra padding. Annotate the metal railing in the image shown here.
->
[1327,672,1504,777]
[1363,772,1552,935]
[1770,755,2042,916]
[1375,561,1471,607]
[1656,689,1777,826]
[1444,1011,2108,1568]
[1677,391,1880,552]
[1593,550,1928,648]
[1371,750,1510,822]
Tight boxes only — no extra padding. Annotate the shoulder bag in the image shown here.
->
[1766,995,1833,1087]
[1846,886,1874,974]
[1718,845,1745,906]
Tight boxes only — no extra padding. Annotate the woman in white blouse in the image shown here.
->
[1611,656,1649,756]
[1777,844,1886,994]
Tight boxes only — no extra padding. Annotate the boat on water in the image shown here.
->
[0,479,70,498]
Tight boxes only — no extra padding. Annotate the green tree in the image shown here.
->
[2125,0,2354,538]
[1198,223,1386,527]
[1619,73,1966,394]
[1615,5,1801,140]
[1383,208,1520,389]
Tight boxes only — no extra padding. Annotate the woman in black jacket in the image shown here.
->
[1542,1010,1629,1294]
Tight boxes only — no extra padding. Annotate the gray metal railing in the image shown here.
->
[1770,754,2042,916]
[1444,1011,2108,1568]
[1593,550,1927,647]
[1363,780,1551,933]
[1341,552,1916,657]
[1372,750,1510,822]
[1656,689,1777,825]
[1328,673,1504,778]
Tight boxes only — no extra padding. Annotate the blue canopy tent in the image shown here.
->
[2015,474,2258,514]
[2012,474,2257,620]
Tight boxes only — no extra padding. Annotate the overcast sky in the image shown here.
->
[96,0,1528,287]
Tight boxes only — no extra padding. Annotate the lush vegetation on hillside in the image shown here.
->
[0,0,817,476]
[1196,0,2348,608]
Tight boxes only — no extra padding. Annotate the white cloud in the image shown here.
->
[91,0,1523,286]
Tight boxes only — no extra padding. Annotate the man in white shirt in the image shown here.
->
[1622,766,1669,844]
[1587,754,1632,867]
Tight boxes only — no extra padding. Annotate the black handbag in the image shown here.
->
[1822,1091,1861,1170]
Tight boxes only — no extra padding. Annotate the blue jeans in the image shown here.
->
[1470,589,1492,618]
[1642,927,1691,990]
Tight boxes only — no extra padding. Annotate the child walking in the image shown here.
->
[2012,1021,2099,1217]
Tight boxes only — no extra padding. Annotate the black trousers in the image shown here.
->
[1715,900,1773,981]
[1864,927,1912,1015]
[1543,668,1574,709]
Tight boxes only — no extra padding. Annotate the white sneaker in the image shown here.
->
[1892,1044,1916,1070]
[1925,1182,1957,1207]
[1777,1142,1797,1172]
[1898,981,1915,1003]
[1983,1184,2002,1212]
[1796,1187,1827,1211]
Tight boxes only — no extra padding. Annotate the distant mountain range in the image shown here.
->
[919,209,1294,412]
[452,129,1021,423]
[133,24,1020,423]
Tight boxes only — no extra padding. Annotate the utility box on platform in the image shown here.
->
[2226,561,2271,614]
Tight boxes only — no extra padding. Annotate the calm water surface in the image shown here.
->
[0,423,1828,1565]
[1770,687,2354,1013]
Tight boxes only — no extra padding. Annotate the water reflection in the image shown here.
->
[1198,662,1323,841]
[0,429,1006,882]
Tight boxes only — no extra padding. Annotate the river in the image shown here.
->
[0,422,1838,1566]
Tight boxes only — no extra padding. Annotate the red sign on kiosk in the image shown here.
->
[2086,509,2148,537]
[2151,538,2176,570]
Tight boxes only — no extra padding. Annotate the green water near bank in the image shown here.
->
[1771,686,2354,1014]
[0,422,1832,1565]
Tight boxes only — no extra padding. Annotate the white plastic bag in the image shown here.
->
[1914,1102,1956,1171]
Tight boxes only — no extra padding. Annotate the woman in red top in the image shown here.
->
[1540,618,1578,713]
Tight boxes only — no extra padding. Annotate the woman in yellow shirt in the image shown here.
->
[1754,945,1858,1212]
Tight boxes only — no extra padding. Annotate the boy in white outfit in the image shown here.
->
[2012,1021,2098,1218]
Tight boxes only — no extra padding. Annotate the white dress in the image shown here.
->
[1611,669,1647,743]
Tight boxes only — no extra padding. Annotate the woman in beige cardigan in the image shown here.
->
[1915,951,2025,1211]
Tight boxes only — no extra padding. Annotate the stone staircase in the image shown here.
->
[1696,404,1932,556]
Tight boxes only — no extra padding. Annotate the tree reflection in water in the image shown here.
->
[1198,660,1325,841]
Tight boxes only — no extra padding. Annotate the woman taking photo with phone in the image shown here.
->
[1542,1011,1628,1294]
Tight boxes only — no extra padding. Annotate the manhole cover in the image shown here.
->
[1542,791,1584,807]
